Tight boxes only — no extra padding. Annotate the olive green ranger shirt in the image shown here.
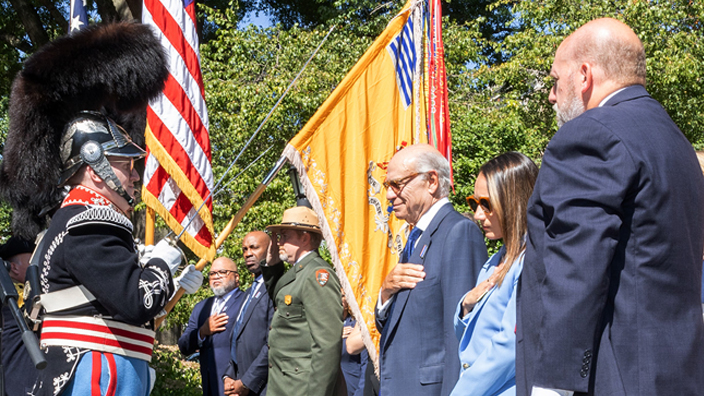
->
[262,251,343,396]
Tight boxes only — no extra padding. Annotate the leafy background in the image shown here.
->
[1,0,703,391]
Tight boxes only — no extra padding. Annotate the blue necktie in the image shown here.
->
[380,226,423,348]
[401,227,422,262]
[230,282,257,364]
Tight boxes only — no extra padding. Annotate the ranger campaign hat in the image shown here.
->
[266,206,322,235]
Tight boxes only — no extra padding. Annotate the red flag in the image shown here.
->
[426,0,453,184]
[141,0,216,261]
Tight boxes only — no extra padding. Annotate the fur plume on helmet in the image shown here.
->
[0,22,169,239]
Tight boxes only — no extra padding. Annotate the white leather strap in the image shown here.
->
[40,285,96,313]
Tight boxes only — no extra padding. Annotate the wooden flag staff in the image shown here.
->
[155,155,288,328]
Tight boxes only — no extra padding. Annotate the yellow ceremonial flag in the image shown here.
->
[282,0,427,363]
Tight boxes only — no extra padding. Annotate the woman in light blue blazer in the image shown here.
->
[451,152,538,396]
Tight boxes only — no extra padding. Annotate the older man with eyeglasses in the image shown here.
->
[179,257,245,396]
[375,144,488,396]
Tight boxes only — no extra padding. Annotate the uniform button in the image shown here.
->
[462,363,469,370]
[582,363,589,370]
[269,363,273,368]
[580,370,588,378]
[583,356,590,364]
[286,312,290,317]
[269,326,272,330]
[584,350,592,358]
[295,367,299,372]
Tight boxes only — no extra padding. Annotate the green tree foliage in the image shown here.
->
[151,345,202,395]
[162,3,384,329]
[448,0,704,214]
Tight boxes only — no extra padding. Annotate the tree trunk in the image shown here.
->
[120,0,142,21]
[94,0,121,22]
[112,0,137,21]
[7,0,49,47]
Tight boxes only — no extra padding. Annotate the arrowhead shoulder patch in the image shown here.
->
[315,269,330,286]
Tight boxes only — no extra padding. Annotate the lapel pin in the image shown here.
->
[419,245,428,259]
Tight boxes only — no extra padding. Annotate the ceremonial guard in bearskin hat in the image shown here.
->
[0,22,203,395]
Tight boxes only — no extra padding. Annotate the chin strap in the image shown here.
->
[80,141,135,207]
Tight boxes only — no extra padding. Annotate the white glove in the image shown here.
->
[138,244,155,268]
[151,239,182,275]
[174,264,203,294]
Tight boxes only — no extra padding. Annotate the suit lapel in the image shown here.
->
[236,282,263,338]
[383,204,455,350]
[199,297,215,325]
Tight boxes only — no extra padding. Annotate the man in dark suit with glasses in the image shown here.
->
[179,257,245,396]
[374,144,487,396]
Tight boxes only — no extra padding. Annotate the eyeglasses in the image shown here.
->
[208,270,235,279]
[383,173,424,194]
[466,195,492,215]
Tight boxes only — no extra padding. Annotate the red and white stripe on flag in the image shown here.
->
[426,0,453,185]
[141,0,216,261]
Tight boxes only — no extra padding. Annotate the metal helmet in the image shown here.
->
[59,111,146,206]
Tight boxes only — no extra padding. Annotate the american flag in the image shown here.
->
[69,0,88,32]
[141,0,216,261]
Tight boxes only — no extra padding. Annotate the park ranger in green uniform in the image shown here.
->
[262,206,343,396]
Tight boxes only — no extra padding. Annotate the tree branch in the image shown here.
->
[7,0,49,47]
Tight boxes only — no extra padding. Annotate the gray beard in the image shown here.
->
[212,278,236,297]
[212,286,228,297]
[554,95,585,128]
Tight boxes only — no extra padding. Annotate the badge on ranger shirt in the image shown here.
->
[316,269,330,286]
[285,295,292,305]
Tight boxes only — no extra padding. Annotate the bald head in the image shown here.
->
[212,256,237,270]
[242,231,270,275]
[390,144,451,198]
[559,18,646,88]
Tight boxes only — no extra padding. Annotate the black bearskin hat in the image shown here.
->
[0,22,169,240]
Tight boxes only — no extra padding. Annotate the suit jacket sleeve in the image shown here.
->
[262,262,285,304]
[530,117,633,391]
[440,217,487,394]
[374,292,387,333]
[240,296,275,393]
[178,299,207,356]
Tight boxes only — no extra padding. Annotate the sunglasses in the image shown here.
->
[383,172,424,194]
[466,195,492,214]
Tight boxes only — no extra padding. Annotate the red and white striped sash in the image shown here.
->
[40,316,155,362]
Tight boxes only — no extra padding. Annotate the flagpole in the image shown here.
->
[169,24,336,244]
[145,207,156,246]
[155,156,289,327]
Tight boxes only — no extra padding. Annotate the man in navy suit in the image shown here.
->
[223,231,275,396]
[179,257,245,396]
[517,18,704,396]
[375,144,487,396]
